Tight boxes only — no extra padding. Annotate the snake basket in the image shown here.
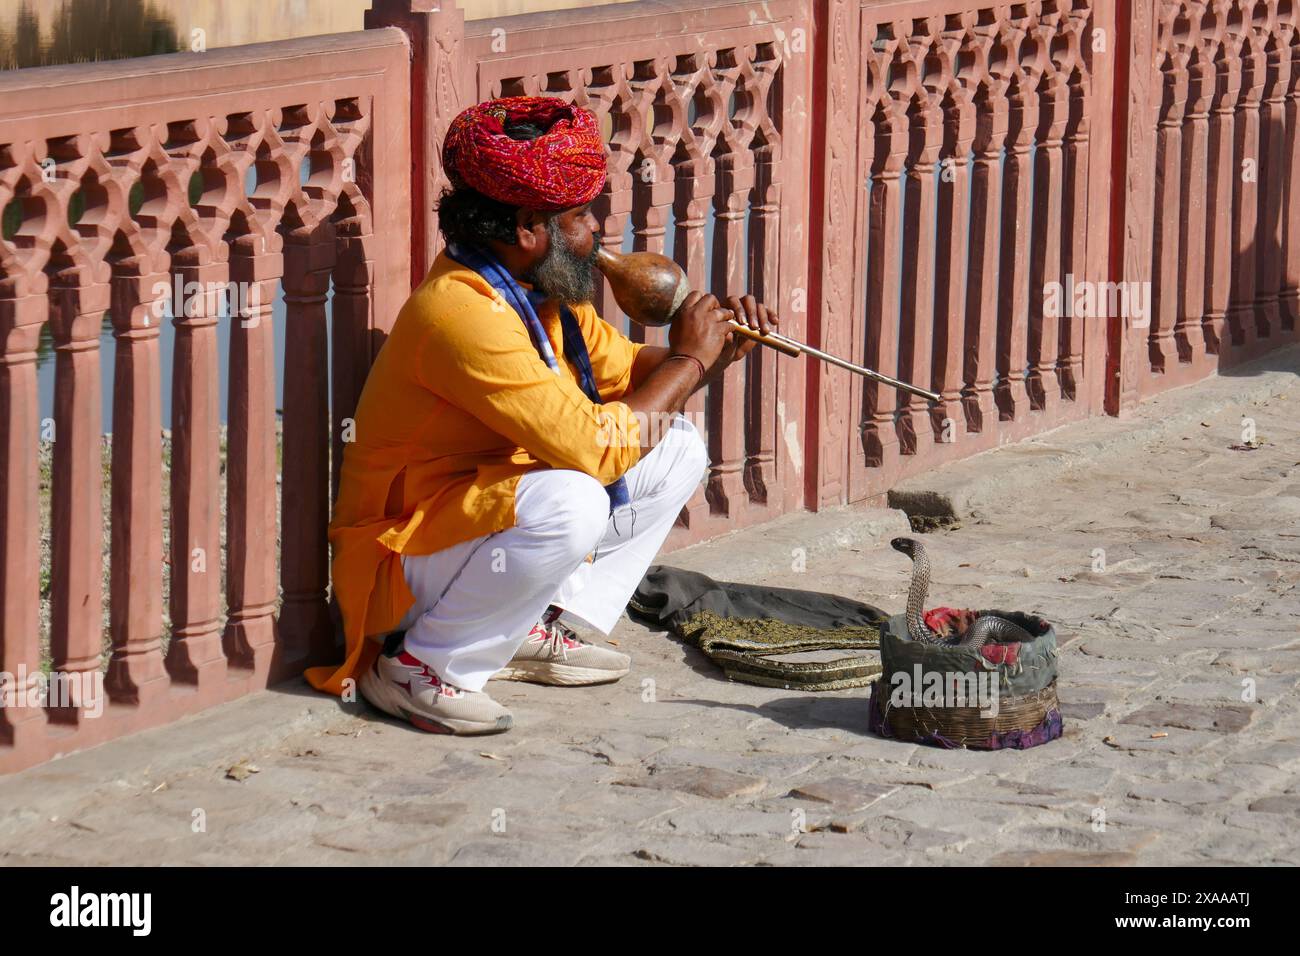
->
[867,611,1063,750]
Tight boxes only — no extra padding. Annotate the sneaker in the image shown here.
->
[360,645,512,735]
[493,610,631,686]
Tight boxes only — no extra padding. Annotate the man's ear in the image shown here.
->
[515,208,545,254]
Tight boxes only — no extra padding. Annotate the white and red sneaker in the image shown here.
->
[360,644,512,735]
[493,608,631,686]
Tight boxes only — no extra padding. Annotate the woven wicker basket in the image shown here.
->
[867,611,1064,750]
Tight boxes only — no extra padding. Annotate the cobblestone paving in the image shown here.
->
[2,378,1298,866]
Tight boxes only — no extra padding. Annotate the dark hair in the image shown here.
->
[435,185,522,248]
[435,120,547,249]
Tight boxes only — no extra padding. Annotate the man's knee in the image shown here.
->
[515,469,609,558]
[657,415,707,496]
[672,416,709,477]
[556,477,611,555]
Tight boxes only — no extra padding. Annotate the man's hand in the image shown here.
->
[667,291,781,387]
[622,290,781,457]
[706,294,779,381]
[667,291,734,374]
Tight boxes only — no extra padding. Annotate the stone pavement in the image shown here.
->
[2,349,1299,866]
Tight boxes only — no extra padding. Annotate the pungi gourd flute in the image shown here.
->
[594,246,942,404]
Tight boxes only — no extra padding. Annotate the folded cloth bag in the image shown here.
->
[628,565,888,690]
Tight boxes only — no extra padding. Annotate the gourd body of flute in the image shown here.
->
[592,246,941,403]
[593,247,800,356]
[593,246,689,327]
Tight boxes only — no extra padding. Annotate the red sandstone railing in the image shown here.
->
[1113,0,1300,406]
[2,0,1299,773]
[0,30,410,772]
[812,0,1114,505]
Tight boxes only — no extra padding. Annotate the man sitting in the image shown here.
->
[307,96,777,735]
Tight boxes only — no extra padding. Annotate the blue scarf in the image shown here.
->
[444,241,630,512]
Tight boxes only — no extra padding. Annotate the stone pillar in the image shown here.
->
[366,0,473,285]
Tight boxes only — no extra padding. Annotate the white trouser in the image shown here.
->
[396,415,707,691]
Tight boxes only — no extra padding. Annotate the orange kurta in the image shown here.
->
[306,251,645,695]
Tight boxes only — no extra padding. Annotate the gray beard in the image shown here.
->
[523,217,599,306]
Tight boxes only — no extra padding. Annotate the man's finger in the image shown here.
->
[728,294,761,330]
[723,296,746,329]
[733,332,758,358]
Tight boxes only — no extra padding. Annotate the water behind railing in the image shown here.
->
[33,285,323,433]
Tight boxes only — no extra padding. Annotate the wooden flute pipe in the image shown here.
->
[594,247,941,404]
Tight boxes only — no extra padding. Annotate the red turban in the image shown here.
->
[442,95,607,211]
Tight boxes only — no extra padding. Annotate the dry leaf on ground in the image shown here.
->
[225,760,261,781]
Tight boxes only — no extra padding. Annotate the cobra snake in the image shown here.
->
[890,537,1035,649]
